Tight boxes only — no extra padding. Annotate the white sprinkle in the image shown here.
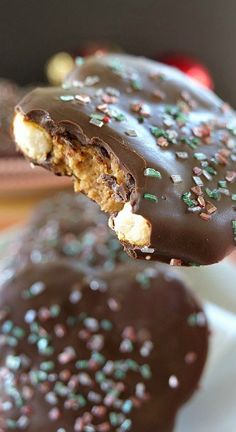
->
[24,309,36,324]
[169,375,179,388]
[30,281,46,296]
[140,246,155,254]
[89,118,104,128]
[125,129,138,137]
[170,174,183,184]
[69,290,82,304]
[84,75,100,86]
[193,176,203,186]
[75,94,91,104]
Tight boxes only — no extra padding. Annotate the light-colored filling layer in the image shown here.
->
[13,113,152,247]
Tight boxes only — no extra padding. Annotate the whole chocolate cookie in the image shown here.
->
[0,261,208,431]
[13,54,236,265]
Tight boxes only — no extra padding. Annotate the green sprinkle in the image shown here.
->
[6,355,21,370]
[131,79,142,90]
[76,360,89,369]
[144,168,162,179]
[232,194,236,201]
[194,153,208,161]
[187,313,198,327]
[90,113,105,121]
[100,319,113,331]
[59,95,74,102]
[92,352,105,364]
[205,166,217,175]
[110,412,120,426]
[121,419,132,431]
[182,192,196,208]
[6,419,17,429]
[75,56,84,66]
[122,399,133,413]
[114,113,126,122]
[218,180,227,188]
[140,364,152,379]
[205,188,220,200]
[40,361,55,372]
[50,304,61,317]
[143,193,158,202]
[232,220,236,242]
[7,336,18,347]
[181,137,199,149]
[136,272,150,288]
[95,371,105,383]
[2,320,13,334]
[150,126,167,139]
[12,326,25,339]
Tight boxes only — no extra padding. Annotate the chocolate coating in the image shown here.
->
[15,54,236,265]
[0,261,208,431]
[0,193,128,279]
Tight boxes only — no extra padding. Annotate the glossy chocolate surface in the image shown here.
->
[0,261,208,431]
[16,54,236,265]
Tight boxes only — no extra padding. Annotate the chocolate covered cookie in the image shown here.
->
[17,192,128,272]
[13,54,236,265]
[0,261,208,431]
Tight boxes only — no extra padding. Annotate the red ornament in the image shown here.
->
[158,54,214,90]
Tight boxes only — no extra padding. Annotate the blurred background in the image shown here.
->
[1,0,236,238]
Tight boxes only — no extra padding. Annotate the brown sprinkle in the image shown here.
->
[191,186,203,196]
[170,258,183,266]
[199,212,211,221]
[206,202,217,215]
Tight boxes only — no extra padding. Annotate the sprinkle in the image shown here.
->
[194,153,208,161]
[84,317,99,332]
[59,95,74,102]
[120,419,132,430]
[69,290,82,304]
[75,56,84,66]
[143,193,158,203]
[185,352,197,364]
[218,180,227,188]
[205,188,220,200]
[140,364,152,379]
[199,212,211,221]
[75,94,91,104]
[131,79,142,90]
[157,136,169,147]
[29,281,46,297]
[48,407,61,421]
[140,247,155,254]
[170,174,183,184]
[197,196,205,207]
[232,194,236,201]
[144,167,162,178]
[226,171,236,182]
[125,129,138,137]
[150,126,167,139]
[100,319,113,331]
[193,166,202,176]
[84,75,100,86]
[6,355,21,370]
[206,202,217,215]
[170,258,183,266]
[182,192,196,208]
[24,309,36,324]
[176,151,189,160]
[191,186,203,196]
[168,375,179,388]
[232,220,236,242]
[89,118,104,128]
[114,113,126,122]
[193,176,203,187]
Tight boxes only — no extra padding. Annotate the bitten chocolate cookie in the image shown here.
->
[0,261,208,432]
[13,54,236,265]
